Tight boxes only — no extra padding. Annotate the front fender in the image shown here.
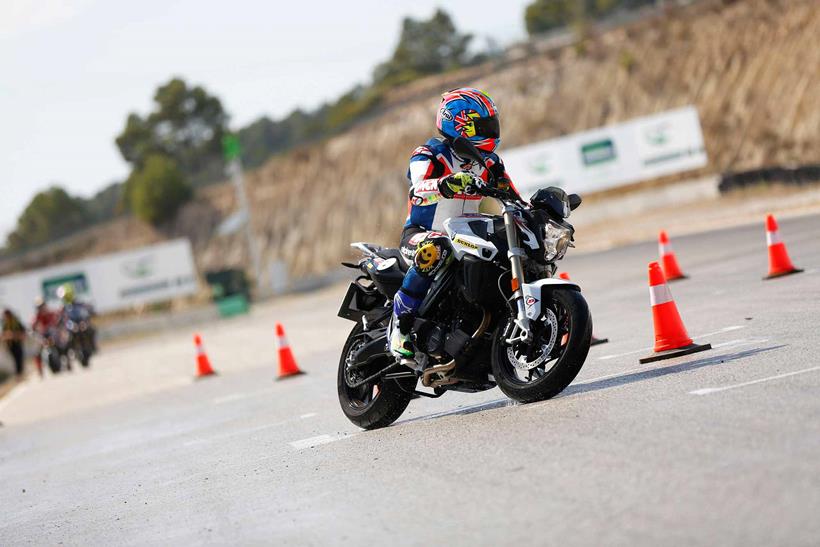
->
[521,278,581,321]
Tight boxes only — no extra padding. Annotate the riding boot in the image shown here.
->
[389,289,421,359]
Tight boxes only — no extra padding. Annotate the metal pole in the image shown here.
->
[228,158,265,295]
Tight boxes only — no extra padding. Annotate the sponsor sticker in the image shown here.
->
[525,296,538,308]
[408,233,427,246]
[454,237,478,250]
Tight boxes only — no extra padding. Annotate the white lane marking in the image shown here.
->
[289,433,354,450]
[211,389,273,405]
[598,326,745,360]
[212,393,248,404]
[710,338,768,350]
[0,382,30,414]
[300,412,317,419]
[690,366,820,396]
[183,420,291,447]
[156,452,282,488]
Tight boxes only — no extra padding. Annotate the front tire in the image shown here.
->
[491,289,592,403]
[47,351,61,374]
[337,322,414,430]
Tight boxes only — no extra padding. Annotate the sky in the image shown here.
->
[0,0,531,241]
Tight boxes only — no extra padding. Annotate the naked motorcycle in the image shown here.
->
[337,137,592,429]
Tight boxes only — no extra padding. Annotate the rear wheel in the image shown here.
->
[491,289,591,403]
[337,322,414,430]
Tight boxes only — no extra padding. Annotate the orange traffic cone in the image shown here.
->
[658,230,687,281]
[194,334,217,378]
[275,323,305,380]
[639,262,710,364]
[558,272,608,346]
[763,214,802,280]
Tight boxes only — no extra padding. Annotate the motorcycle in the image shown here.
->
[33,327,71,374]
[336,137,592,429]
[63,304,95,368]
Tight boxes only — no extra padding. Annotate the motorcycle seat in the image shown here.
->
[375,247,410,273]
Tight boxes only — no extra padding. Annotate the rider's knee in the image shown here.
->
[413,234,451,277]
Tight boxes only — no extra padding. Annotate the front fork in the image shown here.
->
[502,205,533,345]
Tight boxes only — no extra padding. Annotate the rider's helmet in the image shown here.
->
[436,87,500,155]
[56,284,75,304]
[34,296,45,310]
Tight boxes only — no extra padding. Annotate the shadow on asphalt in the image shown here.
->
[399,345,785,425]
[397,398,518,425]
[563,345,786,398]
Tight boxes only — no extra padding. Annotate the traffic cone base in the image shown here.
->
[276,369,305,381]
[763,267,803,281]
[639,342,711,364]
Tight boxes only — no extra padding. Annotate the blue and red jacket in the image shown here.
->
[404,137,515,232]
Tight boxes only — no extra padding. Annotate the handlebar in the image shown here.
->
[465,182,522,204]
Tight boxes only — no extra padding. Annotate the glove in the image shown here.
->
[489,163,511,191]
[495,177,511,192]
[438,172,482,199]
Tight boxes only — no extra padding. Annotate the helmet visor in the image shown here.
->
[472,115,500,139]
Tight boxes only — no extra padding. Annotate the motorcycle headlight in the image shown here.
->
[543,220,572,262]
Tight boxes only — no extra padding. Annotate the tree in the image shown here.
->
[84,181,125,223]
[374,9,473,87]
[5,187,89,251]
[231,9,478,172]
[125,155,192,226]
[524,0,574,35]
[116,78,229,186]
[524,0,656,35]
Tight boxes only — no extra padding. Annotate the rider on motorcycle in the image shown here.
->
[390,88,518,359]
[31,297,60,376]
[57,284,98,353]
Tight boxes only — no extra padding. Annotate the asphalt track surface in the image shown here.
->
[1,214,818,546]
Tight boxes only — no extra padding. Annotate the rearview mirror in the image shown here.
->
[451,136,486,168]
[568,194,582,211]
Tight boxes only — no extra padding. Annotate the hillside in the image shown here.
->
[4,0,818,282]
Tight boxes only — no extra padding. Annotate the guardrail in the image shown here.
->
[719,165,820,193]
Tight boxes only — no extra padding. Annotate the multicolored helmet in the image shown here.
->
[56,284,75,304]
[436,87,500,154]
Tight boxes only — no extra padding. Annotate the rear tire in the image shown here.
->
[491,289,591,403]
[337,322,414,430]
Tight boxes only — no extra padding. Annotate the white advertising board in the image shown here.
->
[0,239,198,317]
[502,106,708,197]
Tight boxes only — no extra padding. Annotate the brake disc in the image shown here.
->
[506,308,559,371]
[344,338,367,387]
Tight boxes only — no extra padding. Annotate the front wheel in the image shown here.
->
[337,322,415,430]
[491,289,592,403]
[46,350,61,374]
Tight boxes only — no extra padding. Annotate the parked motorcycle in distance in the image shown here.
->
[336,137,592,429]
